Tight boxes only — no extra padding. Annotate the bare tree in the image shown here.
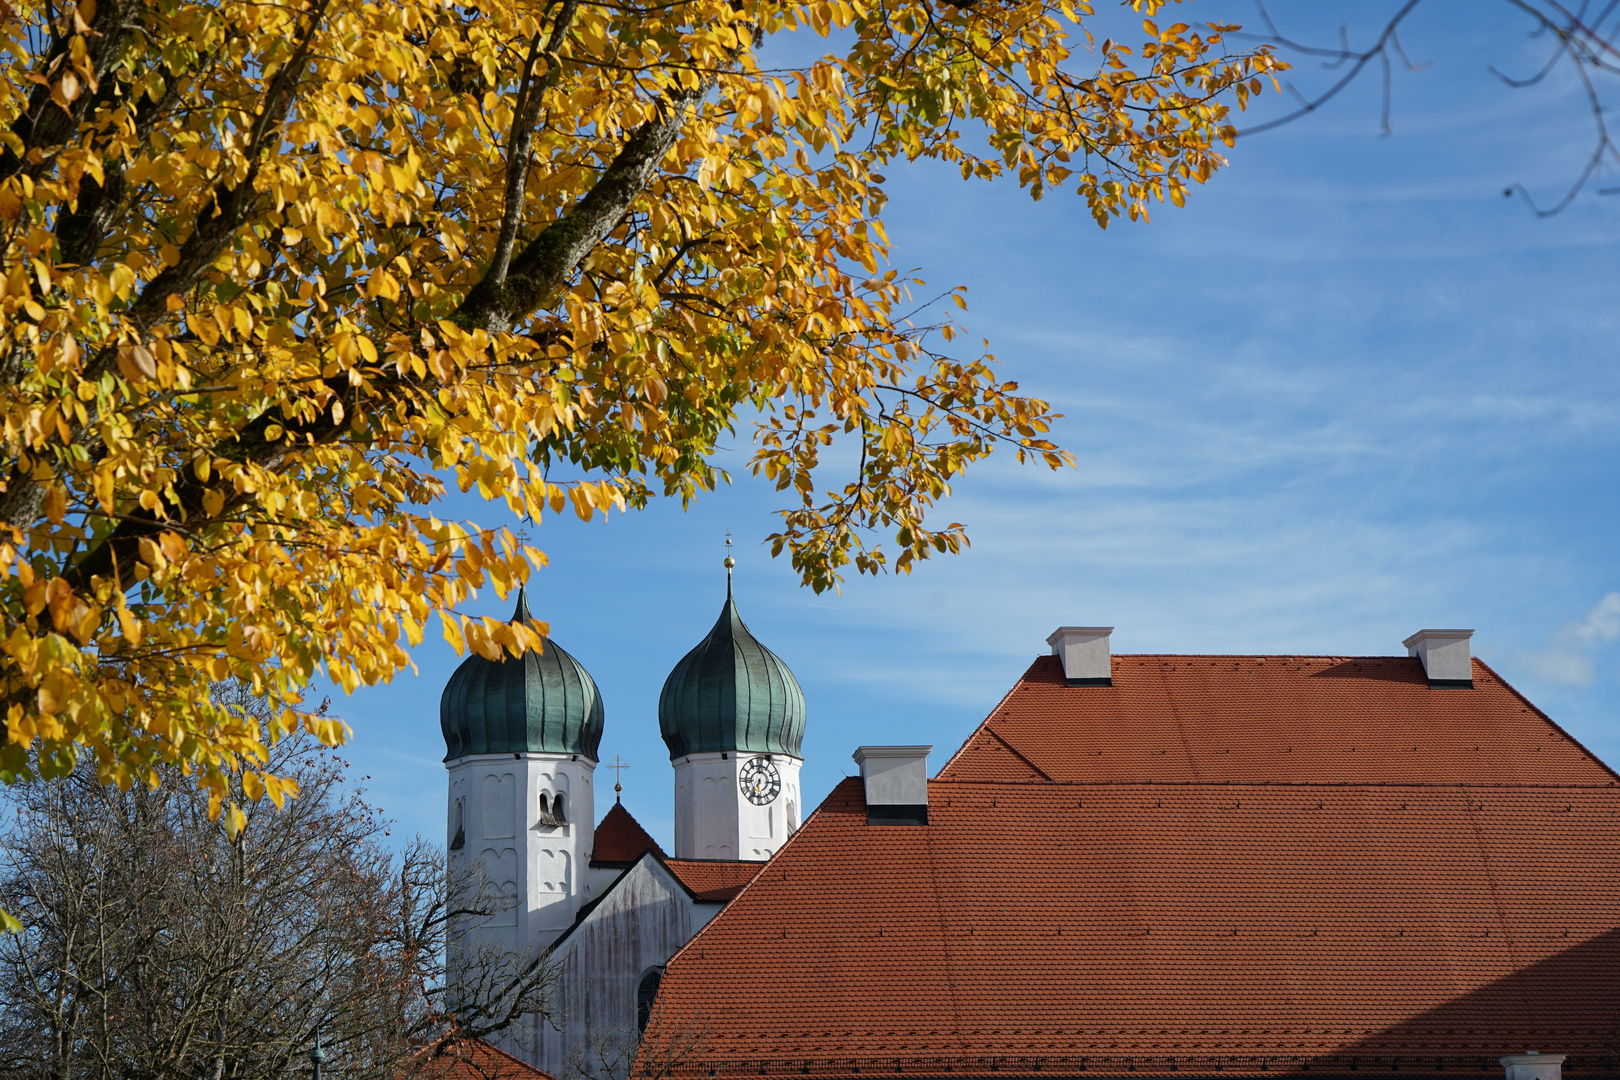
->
[617,1008,711,1080]
[0,685,557,1080]
[1235,1,1620,215]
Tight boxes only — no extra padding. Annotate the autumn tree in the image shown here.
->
[0,685,557,1080]
[0,0,1283,807]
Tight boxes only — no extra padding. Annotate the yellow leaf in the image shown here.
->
[117,342,156,382]
[569,485,594,521]
[115,602,142,647]
[367,270,401,300]
[441,613,466,656]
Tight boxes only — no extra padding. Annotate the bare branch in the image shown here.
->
[1236,0,1620,217]
[0,691,561,1080]
[1234,0,1426,137]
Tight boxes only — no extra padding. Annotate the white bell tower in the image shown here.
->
[660,552,808,862]
[446,752,598,947]
[439,589,605,1044]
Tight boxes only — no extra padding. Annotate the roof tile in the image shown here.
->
[664,859,764,903]
[591,802,665,867]
[411,1038,556,1080]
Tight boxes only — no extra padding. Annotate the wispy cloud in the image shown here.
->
[1520,649,1596,688]
[1518,593,1620,687]
[1574,593,1620,645]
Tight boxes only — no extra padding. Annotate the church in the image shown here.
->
[438,585,1620,1080]
[438,563,793,1077]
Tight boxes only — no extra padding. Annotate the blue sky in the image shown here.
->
[331,1,1620,850]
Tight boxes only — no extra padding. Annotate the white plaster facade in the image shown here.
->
[585,855,628,900]
[446,750,599,1036]
[671,751,801,860]
[529,854,727,1079]
[1046,625,1114,682]
[1403,627,1476,683]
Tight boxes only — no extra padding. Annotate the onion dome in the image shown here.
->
[440,589,604,762]
[658,572,806,760]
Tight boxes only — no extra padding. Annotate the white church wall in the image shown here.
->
[586,863,626,898]
[532,856,723,1080]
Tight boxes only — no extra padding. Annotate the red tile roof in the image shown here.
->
[665,859,764,903]
[410,1038,556,1080]
[592,801,666,867]
[939,656,1616,787]
[638,655,1620,1079]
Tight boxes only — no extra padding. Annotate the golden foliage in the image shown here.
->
[0,0,1281,804]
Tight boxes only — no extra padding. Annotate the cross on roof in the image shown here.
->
[607,755,630,803]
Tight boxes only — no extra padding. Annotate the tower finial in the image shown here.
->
[608,755,630,803]
[723,533,735,597]
[510,582,533,624]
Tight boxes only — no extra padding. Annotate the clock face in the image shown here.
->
[739,756,781,806]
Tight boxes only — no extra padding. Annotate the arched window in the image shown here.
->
[538,793,557,827]
[450,799,465,850]
[636,968,663,1035]
[552,793,567,824]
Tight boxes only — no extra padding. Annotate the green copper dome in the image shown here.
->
[440,590,604,762]
[658,578,806,760]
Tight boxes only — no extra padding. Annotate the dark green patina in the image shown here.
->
[440,589,604,762]
[658,580,805,760]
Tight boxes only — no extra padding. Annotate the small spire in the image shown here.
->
[510,519,536,623]
[608,755,630,803]
[724,533,735,598]
[309,1029,328,1080]
[510,583,533,624]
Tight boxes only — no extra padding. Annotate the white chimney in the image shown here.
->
[1500,1053,1564,1080]
[1403,629,1475,687]
[1046,626,1114,686]
[852,746,931,825]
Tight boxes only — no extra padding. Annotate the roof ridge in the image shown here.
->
[937,659,1042,779]
[927,777,1619,789]
[1475,656,1620,785]
[472,1038,553,1077]
[591,801,666,863]
[420,1036,556,1079]
[1048,652,1436,661]
[981,725,1055,781]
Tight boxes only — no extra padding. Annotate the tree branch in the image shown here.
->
[454,66,725,333]
[489,0,583,287]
